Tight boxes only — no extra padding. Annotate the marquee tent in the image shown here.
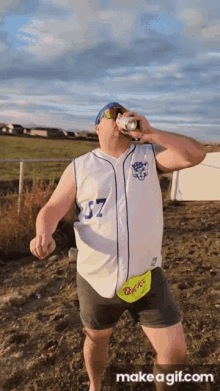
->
[171,152,220,201]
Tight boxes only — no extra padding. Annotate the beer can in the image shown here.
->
[118,117,138,132]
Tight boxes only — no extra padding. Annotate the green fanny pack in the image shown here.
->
[116,270,152,303]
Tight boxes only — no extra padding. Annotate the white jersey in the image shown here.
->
[73,143,163,298]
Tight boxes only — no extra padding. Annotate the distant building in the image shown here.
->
[79,131,89,138]
[0,123,24,134]
[30,127,64,138]
[23,127,31,135]
[0,122,141,143]
[86,132,99,140]
[79,131,98,140]
[0,123,7,133]
[62,130,76,138]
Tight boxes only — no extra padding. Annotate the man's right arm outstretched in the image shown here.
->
[30,163,76,259]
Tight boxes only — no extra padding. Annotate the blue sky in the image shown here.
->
[0,0,220,141]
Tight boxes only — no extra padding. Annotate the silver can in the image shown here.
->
[117,116,137,131]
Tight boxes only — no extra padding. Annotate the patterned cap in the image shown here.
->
[95,102,125,125]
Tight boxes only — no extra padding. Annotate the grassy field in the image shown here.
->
[0,135,100,181]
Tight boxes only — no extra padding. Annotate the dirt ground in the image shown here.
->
[0,145,220,391]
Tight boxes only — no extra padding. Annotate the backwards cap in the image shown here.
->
[95,102,125,125]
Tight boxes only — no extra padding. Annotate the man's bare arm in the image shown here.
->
[30,162,76,259]
[145,128,206,173]
[117,111,206,173]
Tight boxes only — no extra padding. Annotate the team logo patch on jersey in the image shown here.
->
[131,161,148,181]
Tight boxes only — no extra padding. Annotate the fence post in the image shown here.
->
[18,161,24,214]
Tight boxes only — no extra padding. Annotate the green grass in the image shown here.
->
[0,135,99,181]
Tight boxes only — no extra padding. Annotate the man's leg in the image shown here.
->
[83,326,113,391]
[141,321,187,391]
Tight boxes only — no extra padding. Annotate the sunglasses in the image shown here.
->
[99,107,128,123]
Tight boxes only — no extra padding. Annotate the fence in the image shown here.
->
[1,151,219,213]
[0,159,72,214]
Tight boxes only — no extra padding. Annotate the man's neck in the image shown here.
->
[100,144,131,159]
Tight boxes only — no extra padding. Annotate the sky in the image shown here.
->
[0,0,220,141]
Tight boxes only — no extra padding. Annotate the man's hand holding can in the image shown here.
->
[116,111,154,142]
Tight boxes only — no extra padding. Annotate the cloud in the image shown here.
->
[202,24,220,40]
[0,33,181,83]
[0,110,51,127]
[0,42,8,51]
[1,0,41,17]
[0,0,20,14]
[174,4,220,52]
[178,8,204,27]
[14,9,137,59]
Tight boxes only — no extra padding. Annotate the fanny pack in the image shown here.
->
[116,269,151,303]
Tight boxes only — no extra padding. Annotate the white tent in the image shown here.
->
[171,152,220,201]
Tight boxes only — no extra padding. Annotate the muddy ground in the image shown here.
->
[0,144,220,391]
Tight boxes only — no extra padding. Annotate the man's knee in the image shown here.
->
[167,339,187,364]
[157,343,187,365]
[143,320,187,365]
[84,326,113,345]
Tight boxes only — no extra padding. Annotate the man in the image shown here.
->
[30,102,206,391]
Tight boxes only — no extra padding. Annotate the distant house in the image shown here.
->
[78,131,89,138]
[62,130,76,138]
[86,132,99,140]
[0,123,24,134]
[30,127,64,138]
[23,127,31,135]
[0,123,7,133]
[79,131,98,140]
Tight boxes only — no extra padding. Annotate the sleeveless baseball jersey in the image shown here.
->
[72,143,163,298]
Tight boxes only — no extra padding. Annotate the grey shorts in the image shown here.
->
[76,267,181,330]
